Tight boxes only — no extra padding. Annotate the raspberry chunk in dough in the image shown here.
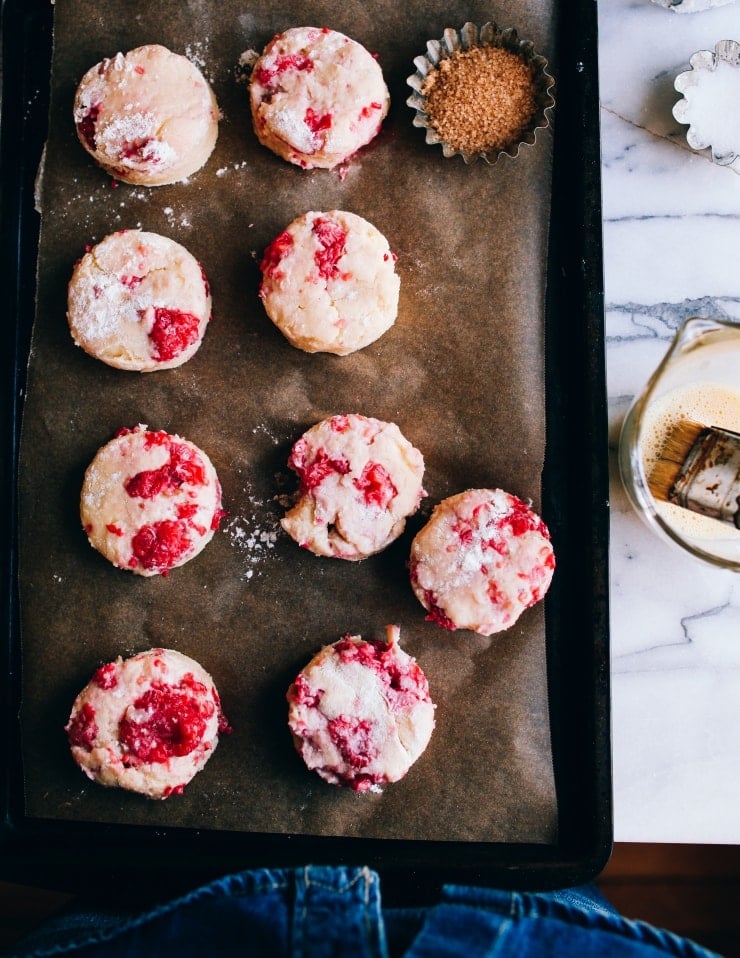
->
[80,424,224,576]
[281,414,425,559]
[73,44,220,186]
[67,230,212,372]
[259,210,399,356]
[66,648,231,799]
[287,625,435,792]
[409,488,556,636]
[249,26,389,170]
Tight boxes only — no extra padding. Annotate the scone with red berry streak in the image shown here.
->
[260,209,399,356]
[67,230,212,372]
[287,625,435,793]
[73,44,219,186]
[249,26,389,170]
[281,414,425,560]
[409,488,556,636]
[80,425,224,577]
[65,648,231,799]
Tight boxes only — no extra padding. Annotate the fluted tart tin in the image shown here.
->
[406,21,555,165]
[673,39,740,173]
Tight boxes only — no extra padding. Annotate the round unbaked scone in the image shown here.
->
[409,488,556,636]
[73,44,220,186]
[260,210,400,355]
[281,413,425,560]
[65,648,231,799]
[80,424,224,577]
[249,26,390,169]
[67,230,212,372]
[287,625,435,793]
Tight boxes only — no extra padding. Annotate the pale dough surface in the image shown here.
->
[67,229,212,372]
[260,210,400,355]
[65,648,228,799]
[80,424,223,576]
[281,413,425,559]
[249,26,390,169]
[287,626,435,792]
[73,44,220,186]
[409,488,556,636]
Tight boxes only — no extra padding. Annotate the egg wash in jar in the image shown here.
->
[640,381,740,550]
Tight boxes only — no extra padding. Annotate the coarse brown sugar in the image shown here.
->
[421,45,537,155]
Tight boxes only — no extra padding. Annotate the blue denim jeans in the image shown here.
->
[9,865,720,958]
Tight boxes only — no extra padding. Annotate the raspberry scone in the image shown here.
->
[281,414,425,560]
[67,230,212,372]
[80,425,224,577]
[287,625,435,793]
[249,26,390,170]
[409,488,556,636]
[65,648,231,799]
[260,210,399,355]
[73,44,220,186]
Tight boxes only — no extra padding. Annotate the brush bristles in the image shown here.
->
[648,459,681,503]
[656,419,706,466]
[647,419,706,503]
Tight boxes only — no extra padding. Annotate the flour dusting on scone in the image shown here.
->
[249,26,390,169]
[67,230,212,372]
[80,425,224,576]
[281,414,425,559]
[65,648,231,799]
[73,44,220,186]
[287,625,435,793]
[409,488,555,635]
[260,210,399,355]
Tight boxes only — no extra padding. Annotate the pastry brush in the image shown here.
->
[648,420,740,528]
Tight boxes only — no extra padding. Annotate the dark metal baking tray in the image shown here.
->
[0,0,610,903]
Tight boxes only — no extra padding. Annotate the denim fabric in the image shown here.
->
[7,865,722,958]
[8,867,383,958]
[407,884,721,958]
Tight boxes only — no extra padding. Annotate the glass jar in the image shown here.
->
[618,316,740,571]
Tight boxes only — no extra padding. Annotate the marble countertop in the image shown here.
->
[598,0,740,843]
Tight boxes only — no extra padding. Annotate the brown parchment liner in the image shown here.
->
[18,0,557,844]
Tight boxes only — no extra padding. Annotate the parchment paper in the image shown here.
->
[19,0,558,844]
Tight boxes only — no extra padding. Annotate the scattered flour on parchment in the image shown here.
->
[185,40,215,84]
[161,206,193,228]
[251,421,283,445]
[215,161,249,177]
[224,494,282,581]
[224,426,297,580]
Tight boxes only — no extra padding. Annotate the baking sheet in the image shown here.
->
[16,0,562,848]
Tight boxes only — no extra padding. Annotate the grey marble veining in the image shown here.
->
[598,0,740,842]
